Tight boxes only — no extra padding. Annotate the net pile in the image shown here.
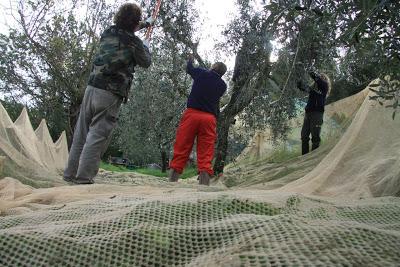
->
[0,189,399,266]
[237,88,369,163]
[0,103,68,187]
[279,89,400,197]
[224,83,400,198]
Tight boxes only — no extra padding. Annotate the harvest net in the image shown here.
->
[0,80,400,266]
[1,187,399,266]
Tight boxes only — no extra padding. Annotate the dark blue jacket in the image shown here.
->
[186,61,227,116]
[305,77,328,113]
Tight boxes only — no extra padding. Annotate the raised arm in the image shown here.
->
[309,71,328,95]
[131,36,151,68]
[186,55,203,79]
[297,71,327,95]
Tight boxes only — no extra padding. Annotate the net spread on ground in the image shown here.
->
[0,81,399,266]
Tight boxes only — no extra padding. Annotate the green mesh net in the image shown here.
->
[1,194,400,266]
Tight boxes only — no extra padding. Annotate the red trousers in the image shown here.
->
[170,108,217,175]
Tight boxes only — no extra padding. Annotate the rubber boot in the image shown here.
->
[169,169,180,182]
[302,140,309,155]
[198,171,211,186]
[311,142,320,151]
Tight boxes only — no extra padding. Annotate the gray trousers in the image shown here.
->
[64,86,122,182]
[301,111,324,155]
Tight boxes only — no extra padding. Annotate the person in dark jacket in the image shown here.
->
[298,71,331,155]
[63,3,152,184]
[169,55,227,185]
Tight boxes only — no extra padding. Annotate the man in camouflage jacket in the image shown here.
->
[64,3,151,184]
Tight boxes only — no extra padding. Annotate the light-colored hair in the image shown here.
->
[320,73,331,97]
[114,3,142,31]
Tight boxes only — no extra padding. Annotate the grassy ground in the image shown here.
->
[265,147,302,163]
[100,162,198,179]
[99,162,133,173]
[134,167,198,179]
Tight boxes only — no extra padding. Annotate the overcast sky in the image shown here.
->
[194,0,238,64]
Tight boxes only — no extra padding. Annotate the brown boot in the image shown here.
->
[169,169,180,182]
[198,171,211,186]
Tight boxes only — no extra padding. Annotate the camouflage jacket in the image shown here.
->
[88,26,151,101]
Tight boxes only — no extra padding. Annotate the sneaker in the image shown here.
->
[169,169,180,182]
[198,171,211,186]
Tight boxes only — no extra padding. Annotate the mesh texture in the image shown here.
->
[1,194,399,266]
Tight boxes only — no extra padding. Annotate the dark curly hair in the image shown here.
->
[114,3,142,31]
[211,62,227,77]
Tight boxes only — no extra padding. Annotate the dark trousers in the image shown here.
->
[301,111,324,155]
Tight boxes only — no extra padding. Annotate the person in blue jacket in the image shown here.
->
[297,71,331,155]
[169,55,227,185]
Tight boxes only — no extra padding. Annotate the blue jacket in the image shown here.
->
[186,61,227,116]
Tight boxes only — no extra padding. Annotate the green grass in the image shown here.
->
[100,161,198,179]
[266,147,301,163]
[135,167,198,179]
[99,162,133,172]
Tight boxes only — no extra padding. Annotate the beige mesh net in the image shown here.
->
[0,104,68,187]
[236,88,369,163]
[0,81,400,266]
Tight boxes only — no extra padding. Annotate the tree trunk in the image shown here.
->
[213,113,233,175]
[213,81,257,175]
[161,150,168,173]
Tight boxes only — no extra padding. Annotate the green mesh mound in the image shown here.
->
[1,195,399,266]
